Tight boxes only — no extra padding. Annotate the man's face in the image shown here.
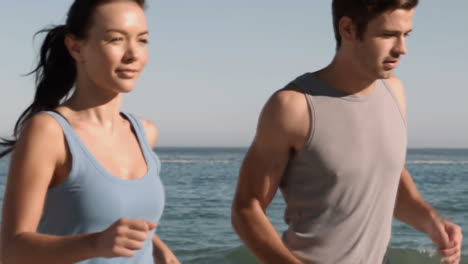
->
[352,8,414,79]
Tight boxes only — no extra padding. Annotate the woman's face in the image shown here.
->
[74,1,148,94]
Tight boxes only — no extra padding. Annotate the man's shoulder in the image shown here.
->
[383,75,407,116]
[385,75,404,90]
[269,83,308,118]
[258,84,310,145]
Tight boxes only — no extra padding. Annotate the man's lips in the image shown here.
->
[384,60,398,69]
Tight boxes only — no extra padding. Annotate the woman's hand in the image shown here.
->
[152,235,180,264]
[154,249,180,264]
[95,218,157,258]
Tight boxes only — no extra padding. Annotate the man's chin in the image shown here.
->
[377,70,393,79]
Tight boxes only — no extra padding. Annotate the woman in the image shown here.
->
[0,0,179,263]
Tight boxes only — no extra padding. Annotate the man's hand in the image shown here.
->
[426,217,463,264]
[393,168,463,264]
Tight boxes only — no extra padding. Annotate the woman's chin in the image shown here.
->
[112,80,137,94]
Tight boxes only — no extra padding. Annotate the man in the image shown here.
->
[231,1,463,263]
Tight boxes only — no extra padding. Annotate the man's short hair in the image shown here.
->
[332,0,419,49]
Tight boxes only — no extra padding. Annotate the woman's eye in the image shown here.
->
[110,37,124,42]
[139,39,149,44]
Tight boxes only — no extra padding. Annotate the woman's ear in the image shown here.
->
[64,34,84,63]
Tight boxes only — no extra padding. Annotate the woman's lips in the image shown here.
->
[116,69,138,79]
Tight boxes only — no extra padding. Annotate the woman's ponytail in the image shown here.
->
[0,25,76,157]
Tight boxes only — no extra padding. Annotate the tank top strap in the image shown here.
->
[41,111,82,158]
[290,72,315,94]
[121,112,150,153]
[380,79,407,127]
[289,74,317,149]
[121,112,160,172]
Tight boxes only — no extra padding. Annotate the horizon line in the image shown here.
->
[154,146,468,150]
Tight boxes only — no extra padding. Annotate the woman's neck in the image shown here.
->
[62,79,125,128]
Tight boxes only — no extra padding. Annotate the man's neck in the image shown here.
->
[315,54,378,96]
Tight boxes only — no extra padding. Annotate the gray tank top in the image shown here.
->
[281,73,407,263]
[37,111,165,264]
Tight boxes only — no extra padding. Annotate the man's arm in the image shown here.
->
[394,168,445,232]
[231,87,309,264]
[394,168,462,264]
[388,76,463,264]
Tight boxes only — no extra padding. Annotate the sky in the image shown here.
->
[0,1,467,148]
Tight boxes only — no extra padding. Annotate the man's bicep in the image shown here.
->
[237,140,290,209]
[235,105,294,209]
[234,89,306,209]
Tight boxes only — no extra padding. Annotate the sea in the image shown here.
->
[0,148,467,263]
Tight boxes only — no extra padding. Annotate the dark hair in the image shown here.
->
[332,0,418,49]
[0,0,146,158]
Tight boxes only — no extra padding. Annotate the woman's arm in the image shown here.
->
[1,113,100,264]
[140,119,179,264]
[152,235,180,264]
[1,114,156,264]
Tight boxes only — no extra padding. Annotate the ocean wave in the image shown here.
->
[217,246,468,264]
[161,159,468,165]
[160,159,232,164]
[162,159,468,165]
[388,248,468,264]
[406,160,468,164]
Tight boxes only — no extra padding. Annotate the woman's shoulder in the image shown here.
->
[13,111,66,164]
[21,112,64,140]
[135,116,158,148]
